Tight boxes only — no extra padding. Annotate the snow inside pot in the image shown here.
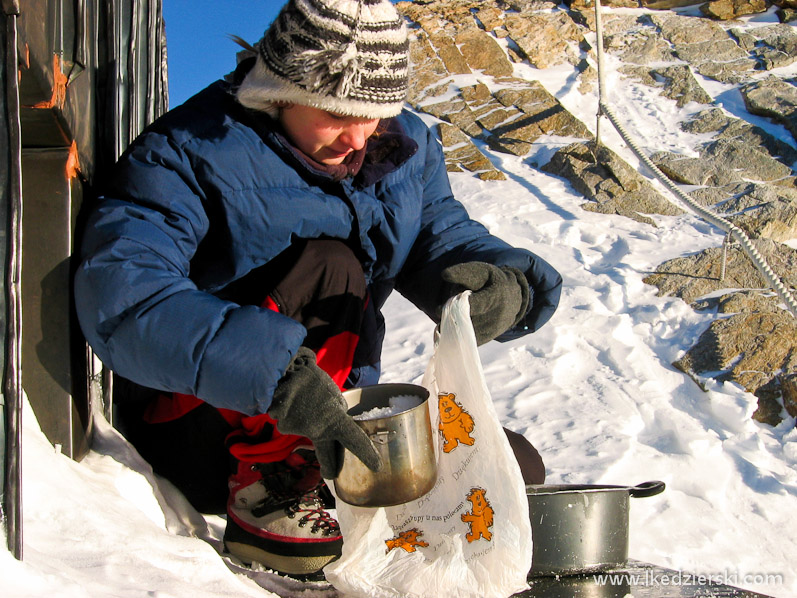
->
[335,383,437,507]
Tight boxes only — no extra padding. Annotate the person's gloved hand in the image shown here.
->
[268,347,382,478]
[441,262,530,345]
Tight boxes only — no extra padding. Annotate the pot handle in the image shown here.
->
[629,480,666,498]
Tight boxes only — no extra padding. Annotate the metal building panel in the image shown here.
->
[20,147,90,460]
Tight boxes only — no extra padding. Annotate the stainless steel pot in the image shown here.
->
[334,383,437,507]
[527,480,665,577]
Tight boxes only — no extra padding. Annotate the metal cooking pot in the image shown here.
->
[334,383,437,507]
[527,480,665,577]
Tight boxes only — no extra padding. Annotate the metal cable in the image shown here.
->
[592,0,797,317]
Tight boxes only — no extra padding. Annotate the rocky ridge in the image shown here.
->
[396,0,797,426]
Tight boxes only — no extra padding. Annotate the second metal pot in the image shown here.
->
[334,383,437,507]
[527,480,665,577]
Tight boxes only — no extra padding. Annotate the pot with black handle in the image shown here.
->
[526,481,665,577]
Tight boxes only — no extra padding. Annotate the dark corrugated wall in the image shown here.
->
[1,0,23,562]
[2,0,167,559]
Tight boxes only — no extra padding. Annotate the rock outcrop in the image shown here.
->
[644,241,797,421]
[673,311,797,425]
[642,240,797,305]
[542,141,683,224]
[741,76,797,143]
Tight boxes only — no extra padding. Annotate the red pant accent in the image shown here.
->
[225,324,360,463]
[142,240,366,464]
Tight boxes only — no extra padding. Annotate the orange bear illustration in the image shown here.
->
[385,528,430,553]
[438,393,475,453]
[461,487,494,543]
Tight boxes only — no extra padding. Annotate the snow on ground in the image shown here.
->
[2,7,797,598]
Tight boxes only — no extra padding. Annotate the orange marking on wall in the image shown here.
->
[29,54,67,109]
[18,44,29,83]
[66,140,81,180]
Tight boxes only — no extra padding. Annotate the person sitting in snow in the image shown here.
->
[74,0,562,577]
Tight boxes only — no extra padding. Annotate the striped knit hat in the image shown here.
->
[236,0,409,119]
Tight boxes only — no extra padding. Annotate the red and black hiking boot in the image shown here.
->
[223,449,342,576]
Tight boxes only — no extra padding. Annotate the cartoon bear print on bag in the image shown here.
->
[438,392,475,453]
[461,487,494,543]
[385,528,430,553]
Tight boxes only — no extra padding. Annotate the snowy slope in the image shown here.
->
[2,6,796,598]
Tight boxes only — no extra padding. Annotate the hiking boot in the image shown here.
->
[223,450,342,576]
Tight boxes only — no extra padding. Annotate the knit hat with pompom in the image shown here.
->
[236,0,409,119]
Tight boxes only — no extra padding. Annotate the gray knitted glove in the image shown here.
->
[441,262,530,345]
[268,347,382,479]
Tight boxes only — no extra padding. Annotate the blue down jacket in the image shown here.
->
[74,79,562,416]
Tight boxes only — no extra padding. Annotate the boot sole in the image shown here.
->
[224,540,339,575]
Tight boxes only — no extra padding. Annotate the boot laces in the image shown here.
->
[286,492,340,536]
[247,457,338,536]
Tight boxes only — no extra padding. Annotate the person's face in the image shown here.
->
[279,104,380,165]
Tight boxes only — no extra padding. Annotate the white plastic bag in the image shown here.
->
[324,292,532,598]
